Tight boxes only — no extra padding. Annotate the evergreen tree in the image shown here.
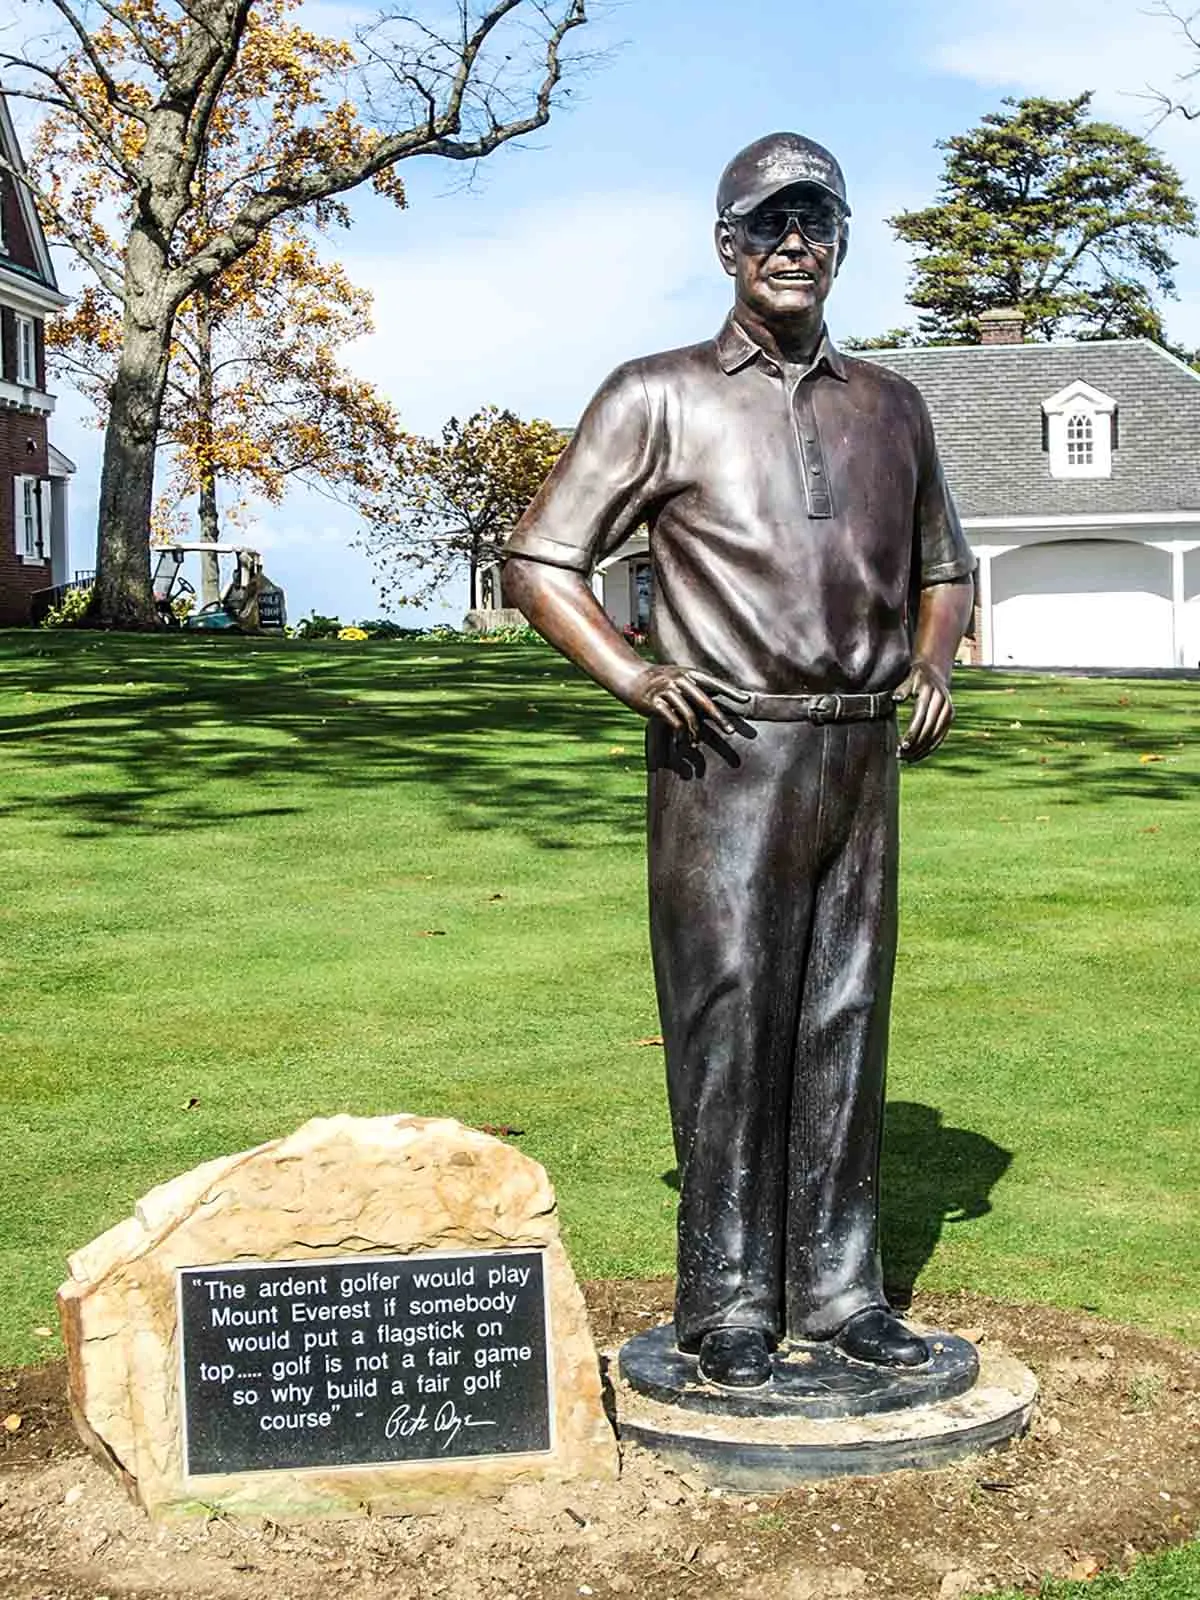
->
[853,95,1196,347]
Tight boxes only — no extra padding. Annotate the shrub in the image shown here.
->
[294,613,343,639]
[40,586,93,629]
[469,624,544,644]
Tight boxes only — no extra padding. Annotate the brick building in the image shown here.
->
[0,96,73,626]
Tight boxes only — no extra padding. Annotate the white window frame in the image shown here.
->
[14,475,46,562]
[1042,379,1116,480]
[14,315,36,386]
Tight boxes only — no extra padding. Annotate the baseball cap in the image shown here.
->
[717,133,850,219]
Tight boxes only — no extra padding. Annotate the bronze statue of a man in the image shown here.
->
[503,133,976,1390]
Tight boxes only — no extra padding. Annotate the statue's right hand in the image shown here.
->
[625,666,749,741]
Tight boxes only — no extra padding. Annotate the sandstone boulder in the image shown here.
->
[59,1114,617,1518]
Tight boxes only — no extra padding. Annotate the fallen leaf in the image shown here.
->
[1096,1343,1116,1360]
[1008,720,1023,729]
[1068,1556,1102,1581]
[634,1035,665,1047]
[2,1413,21,1433]
[1139,753,1164,764]
[1141,824,1162,834]
[183,1095,200,1111]
[414,929,447,937]
[477,1124,524,1139]
[1035,815,1050,822]
[487,893,505,901]
[608,746,628,756]
[33,1326,53,1338]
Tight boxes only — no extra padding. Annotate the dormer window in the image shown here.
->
[1042,380,1116,479]
[1065,412,1093,467]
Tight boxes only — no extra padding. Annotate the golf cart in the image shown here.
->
[151,543,287,632]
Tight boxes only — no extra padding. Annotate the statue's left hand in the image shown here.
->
[894,660,954,763]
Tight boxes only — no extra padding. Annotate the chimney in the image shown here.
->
[977,307,1025,345]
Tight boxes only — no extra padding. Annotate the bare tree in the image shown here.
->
[1146,3,1200,121]
[0,0,590,626]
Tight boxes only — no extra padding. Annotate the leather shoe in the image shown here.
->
[697,1327,773,1389]
[835,1308,928,1367]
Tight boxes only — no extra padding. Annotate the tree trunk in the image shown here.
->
[194,282,221,606]
[89,230,176,630]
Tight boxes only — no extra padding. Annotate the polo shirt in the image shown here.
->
[504,316,975,696]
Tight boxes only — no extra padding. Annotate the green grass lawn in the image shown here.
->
[1,632,1196,1379]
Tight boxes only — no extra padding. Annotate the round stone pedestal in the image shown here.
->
[616,1323,1036,1490]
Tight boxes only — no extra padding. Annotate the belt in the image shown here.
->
[720,689,896,724]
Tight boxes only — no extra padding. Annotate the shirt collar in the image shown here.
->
[714,314,848,382]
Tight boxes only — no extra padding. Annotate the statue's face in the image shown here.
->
[716,182,843,325]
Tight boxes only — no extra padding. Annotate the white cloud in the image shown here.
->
[331,188,722,433]
[931,0,1185,108]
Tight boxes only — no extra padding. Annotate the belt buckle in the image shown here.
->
[809,693,841,725]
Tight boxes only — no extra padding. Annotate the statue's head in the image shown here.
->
[715,133,850,328]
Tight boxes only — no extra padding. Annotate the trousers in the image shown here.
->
[646,712,899,1349]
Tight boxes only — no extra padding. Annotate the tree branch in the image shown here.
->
[0,67,143,184]
[42,0,151,123]
[83,0,174,73]
[168,0,586,304]
[0,154,126,297]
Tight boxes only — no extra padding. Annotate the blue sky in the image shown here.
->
[44,0,1200,623]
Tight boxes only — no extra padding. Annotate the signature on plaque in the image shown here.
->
[385,1400,499,1451]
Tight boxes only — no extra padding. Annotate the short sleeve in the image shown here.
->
[503,362,659,574]
[913,392,975,586]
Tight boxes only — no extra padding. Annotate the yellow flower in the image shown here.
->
[337,626,369,641]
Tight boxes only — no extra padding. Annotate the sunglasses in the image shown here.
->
[732,197,845,253]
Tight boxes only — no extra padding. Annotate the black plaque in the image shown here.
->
[178,1250,552,1475]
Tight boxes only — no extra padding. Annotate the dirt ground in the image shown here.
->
[1,1284,1197,1600]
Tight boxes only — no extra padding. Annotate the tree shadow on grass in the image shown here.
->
[926,668,1200,808]
[0,632,644,844]
[0,638,1193,842]
[881,1100,1012,1308]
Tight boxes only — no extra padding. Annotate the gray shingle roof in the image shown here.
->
[862,339,1200,519]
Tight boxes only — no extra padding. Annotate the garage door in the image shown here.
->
[990,540,1173,669]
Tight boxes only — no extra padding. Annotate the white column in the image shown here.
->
[1171,545,1186,668]
[976,550,994,666]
